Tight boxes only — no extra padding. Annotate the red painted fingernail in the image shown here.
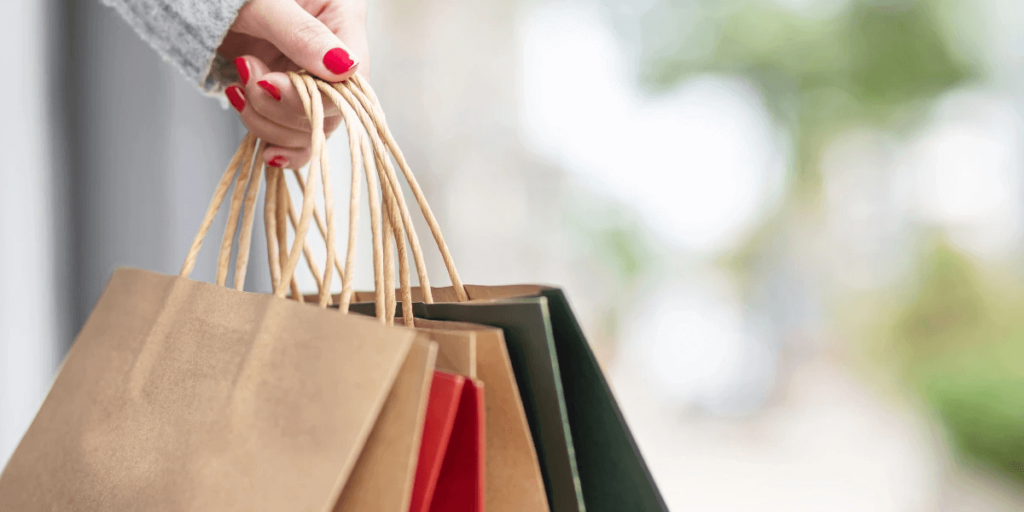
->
[234,57,250,85]
[226,85,246,112]
[257,80,282,101]
[268,156,288,168]
[323,48,356,75]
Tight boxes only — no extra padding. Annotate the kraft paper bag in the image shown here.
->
[333,337,437,512]
[0,102,431,512]
[0,268,416,512]
[411,318,478,378]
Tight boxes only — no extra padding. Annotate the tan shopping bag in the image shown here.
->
[0,121,436,511]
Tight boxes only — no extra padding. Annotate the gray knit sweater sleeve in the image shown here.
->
[102,0,249,93]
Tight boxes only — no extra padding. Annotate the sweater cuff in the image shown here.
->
[102,0,249,94]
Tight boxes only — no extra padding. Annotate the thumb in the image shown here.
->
[237,0,359,82]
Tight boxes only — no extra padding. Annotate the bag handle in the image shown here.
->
[279,75,470,306]
[270,74,335,304]
[248,72,468,321]
[180,133,260,282]
[179,132,328,304]
[231,141,266,290]
[282,76,420,325]
[180,77,348,309]
[340,76,469,303]
[268,75,404,323]
[269,74,473,319]
[319,80,418,322]
[261,71,392,321]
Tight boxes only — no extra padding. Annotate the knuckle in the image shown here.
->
[290,17,328,52]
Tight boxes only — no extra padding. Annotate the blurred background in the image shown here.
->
[4,0,1024,509]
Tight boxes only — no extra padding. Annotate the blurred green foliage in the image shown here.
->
[635,0,976,185]
[603,0,1024,485]
[897,245,1024,482]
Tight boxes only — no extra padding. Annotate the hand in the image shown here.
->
[217,0,369,168]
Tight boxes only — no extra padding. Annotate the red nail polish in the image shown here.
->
[323,48,356,75]
[269,156,288,168]
[234,57,250,85]
[226,86,246,112]
[258,80,282,101]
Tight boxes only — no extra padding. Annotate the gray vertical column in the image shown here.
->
[65,0,270,343]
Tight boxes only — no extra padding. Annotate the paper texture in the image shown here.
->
[0,268,415,512]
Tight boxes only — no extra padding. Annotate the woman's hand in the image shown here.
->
[217,0,369,168]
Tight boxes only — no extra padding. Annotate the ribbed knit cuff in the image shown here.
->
[102,0,249,94]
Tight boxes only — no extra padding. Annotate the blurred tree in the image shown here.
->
[596,0,1024,485]
[896,244,1024,483]
[633,0,975,186]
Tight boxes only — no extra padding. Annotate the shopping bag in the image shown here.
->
[409,371,485,512]
[0,125,431,511]
[332,336,437,512]
[408,319,478,378]
[307,76,667,512]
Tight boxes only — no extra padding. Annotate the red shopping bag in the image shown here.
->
[410,372,485,512]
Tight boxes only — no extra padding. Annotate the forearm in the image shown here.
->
[101,0,248,92]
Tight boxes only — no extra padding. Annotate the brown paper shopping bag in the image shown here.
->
[332,337,436,512]
[0,124,432,511]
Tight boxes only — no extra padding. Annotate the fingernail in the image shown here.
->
[234,57,250,85]
[269,156,288,168]
[257,80,282,101]
[323,48,356,75]
[226,86,246,112]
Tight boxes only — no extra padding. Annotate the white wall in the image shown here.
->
[0,0,61,465]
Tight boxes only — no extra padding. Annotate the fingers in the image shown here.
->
[229,54,351,169]
[236,55,341,131]
[226,84,310,167]
[235,0,360,82]
[226,85,311,147]
[320,0,371,79]
[263,146,312,170]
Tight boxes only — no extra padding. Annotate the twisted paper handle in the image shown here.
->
[280,74,470,308]
[265,73,408,323]
[179,79,335,307]
[186,71,469,322]
[179,133,265,288]
[273,74,471,326]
